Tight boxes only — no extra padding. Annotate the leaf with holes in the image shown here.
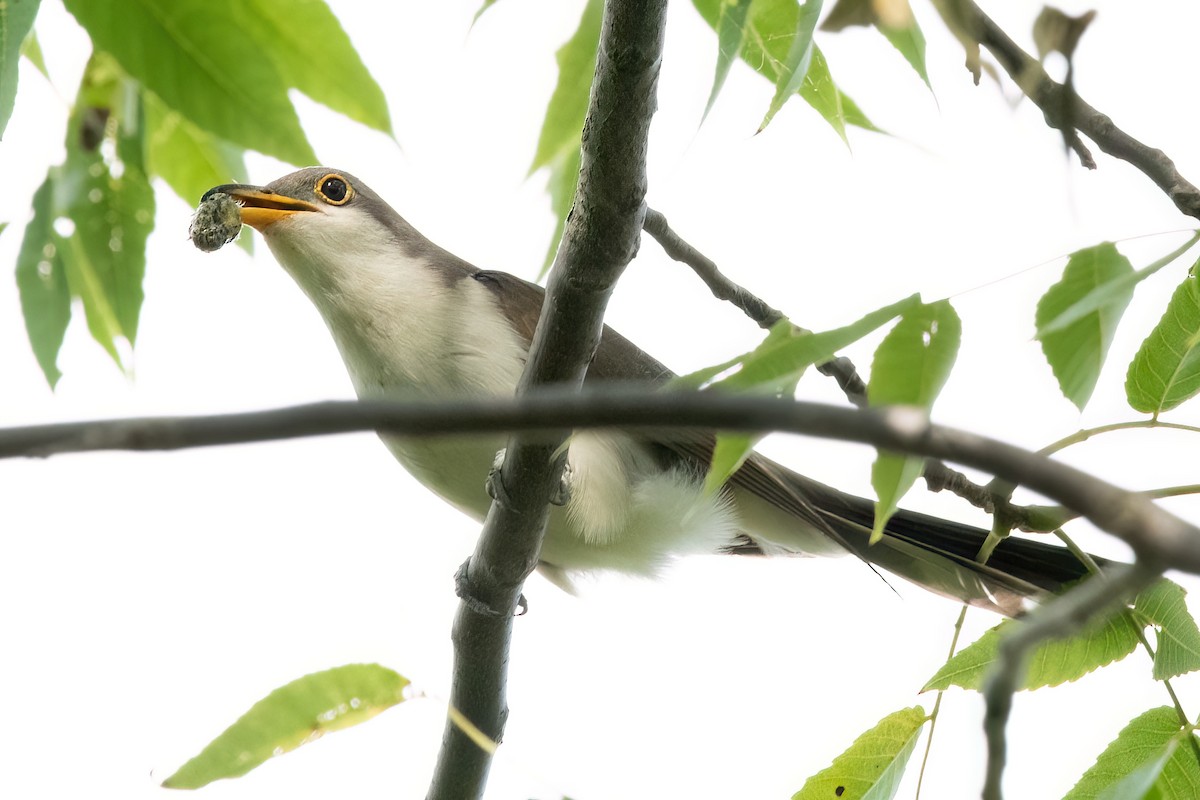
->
[163,664,411,789]
[791,707,927,800]
[867,300,960,541]
[714,295,919,392]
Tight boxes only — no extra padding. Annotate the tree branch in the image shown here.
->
[641,206,1051,532]
[3,391,1197,572]
[932,0,1200,220]
[425,2,668,798]
[981,560,1164,800]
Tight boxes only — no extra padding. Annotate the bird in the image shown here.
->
[196,167,1092,615]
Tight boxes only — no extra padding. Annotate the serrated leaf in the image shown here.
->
[758,0,823,132]
[0,0,41,138]
[693,0,880,142]
[62,0,317,165]
[1132,579,1200,680]
[1064,707,1200,800]
[15,176,70,387]
[530,0,601,275]
[791,707,927,800]
[163,664,411,789]
[240,0,391,135]
[867,300,961,540]
[923,595,1141,691]
[1035,242,1135,410]
[714,295,920,391]
[1126,266,1200,414]
[877,13,931,90]
[1038,234,1198,339]
[702,0,753,124]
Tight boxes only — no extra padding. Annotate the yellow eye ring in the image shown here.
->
[315,174,353,205]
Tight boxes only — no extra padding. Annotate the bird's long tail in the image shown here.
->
[729,459,1095,616]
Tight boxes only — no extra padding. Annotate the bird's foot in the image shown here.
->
[486,448,573,507]
[486,448,512,506]
[550,460,573,507]
[454,559,528,617]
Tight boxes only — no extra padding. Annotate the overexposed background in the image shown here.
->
[3,2,1199,798]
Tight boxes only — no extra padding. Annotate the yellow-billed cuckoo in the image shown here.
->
[195,167,1090,614]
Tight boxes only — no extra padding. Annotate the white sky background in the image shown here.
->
[2,1,1200,799]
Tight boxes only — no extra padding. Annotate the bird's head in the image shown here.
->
[204,167,381,234]
[202,167,437,295]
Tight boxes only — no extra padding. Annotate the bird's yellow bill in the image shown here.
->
[222,188,320,231]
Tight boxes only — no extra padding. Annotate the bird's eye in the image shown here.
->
[315,174,352,205]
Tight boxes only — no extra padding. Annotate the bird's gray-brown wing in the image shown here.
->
[471,268,1091,612]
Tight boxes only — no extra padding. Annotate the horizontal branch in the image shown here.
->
[4,390,1197,572]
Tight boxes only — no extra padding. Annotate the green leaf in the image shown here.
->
[701,322,805,493]
[0,0,41,137]
[704,432,760,494]
[143,90,247,206]
[240,0,391,135]
[1035,242,1135,410]
[15,176,70,387]
[1037,233,1199,339]
[869,454,924,543]
[473,0,501,25]
[1132,579,1200,680]
[162,664,411,789]
[1126,264,1200,414]
[693,0,880,142]
[702,0,753,124]
[924,596,1141,691]
[714,295,920,391]
[877,16,931,90]
[791,707,927,800]
[529,0,601,275]
[60,56,155,352]
[758,0,823,133]
[867,300,961,540]
[19,27,46,79]
[62,0,318,165]
[1064,707,1200,800]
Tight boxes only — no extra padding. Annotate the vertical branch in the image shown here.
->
[424,2,669,799]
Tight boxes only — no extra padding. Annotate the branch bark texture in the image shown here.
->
[4,391,1198,573]
[426,2,668,798]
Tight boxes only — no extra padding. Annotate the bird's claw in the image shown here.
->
[486,448,572,507]
[454,559,528,617]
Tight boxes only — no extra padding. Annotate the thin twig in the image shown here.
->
[932,0,1200,220]
[642,207,1046,524]
[981,561,1164,800]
